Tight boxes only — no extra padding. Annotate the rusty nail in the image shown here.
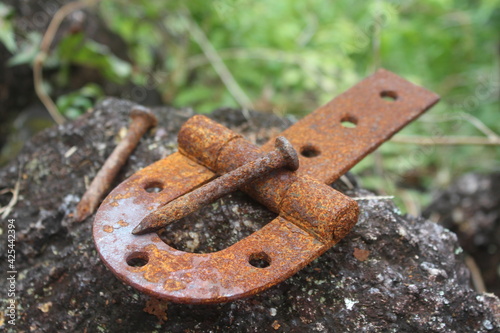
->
[74,106,158,222]
[132,136,299,235]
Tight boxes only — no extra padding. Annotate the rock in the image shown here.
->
[424,173,500,296]
[0,98,499,332]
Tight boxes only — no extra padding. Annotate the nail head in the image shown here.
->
[275,136,299,171]
[131,106,158,128]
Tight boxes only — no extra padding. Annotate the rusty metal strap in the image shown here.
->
[261,69,440,184]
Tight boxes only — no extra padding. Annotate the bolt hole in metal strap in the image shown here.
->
[93,69,439,303]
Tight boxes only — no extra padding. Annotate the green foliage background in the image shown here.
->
[2,0,499,213]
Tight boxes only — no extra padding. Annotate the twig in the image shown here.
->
[420,112,499,140]
[465,255,487,293]
[0,173,21,219]
[185,47,346,95]
[351,196,394,201]
[0,188,12,195]
[34,0,101,125]
[390,136,500,146]
[296,14,318,46]
[459,113,499,139]
[392,111,500,146]
[34,56,64,124]
[373,150,388,195]
[339,174,355,190]
[370,0,383,72]
[186,48,306,70]
[180,9,253,110]
[400,191,420,217]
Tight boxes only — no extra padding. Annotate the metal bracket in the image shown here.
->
[93,69,439,303]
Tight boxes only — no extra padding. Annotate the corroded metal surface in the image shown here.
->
[260,69,440,184]
[74,106,158,222]
[93,145,355,303]
[133,136,299,235]
[93,69,439,303]
[92,152,331,303]
[177,116,359,244]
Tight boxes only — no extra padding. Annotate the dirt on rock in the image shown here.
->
[0,98,499,332]
[425,172,500,296]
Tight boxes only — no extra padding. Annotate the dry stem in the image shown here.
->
[34,0,101,125]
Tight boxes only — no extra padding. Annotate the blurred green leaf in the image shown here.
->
[57,33,132,83]
[56,83,104,119]
[7,32,42,66]
[175,85,218,112]
[0,3,17,53]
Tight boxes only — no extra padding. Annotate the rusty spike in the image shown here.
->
[74,106,157,222]
[132,136,299,235]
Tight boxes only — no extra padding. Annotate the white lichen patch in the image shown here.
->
[420,262,448,280]
[483,319,493,330]
[397,225,407,237]
[344,298,358,310]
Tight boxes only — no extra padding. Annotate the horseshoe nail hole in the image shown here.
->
[249,252,271,268]
[380,90,398,102]
[341,115,358,128]
[126,252,149,267]
[300,144,321,158]
[144,181,164,193]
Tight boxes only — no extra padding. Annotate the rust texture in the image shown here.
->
[74,106,157,222]
[178,116,358,244]
[93,69,439,303]
[133,136,299,235]
[259,69,440,183]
